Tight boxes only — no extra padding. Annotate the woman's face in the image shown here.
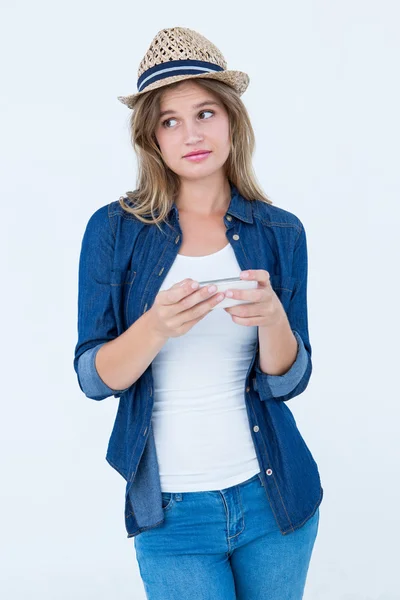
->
[154,81,231,182]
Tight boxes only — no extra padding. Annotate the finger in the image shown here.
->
[224,287,265,302]
[225,304,264,317]
[162,279,198,305]
[177,282,225,313]
[171,278,189,287]
[228,314,260,326]
[240,270,271,286]
[170,286,225,329]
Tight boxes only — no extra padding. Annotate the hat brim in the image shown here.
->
[117,70,250,108]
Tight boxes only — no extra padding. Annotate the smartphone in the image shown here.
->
[197,276,258,310]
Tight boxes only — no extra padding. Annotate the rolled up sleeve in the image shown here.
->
[253,222,313,403]
[73,205,129,401]
[253,330,308,401]
[77,342,130,401]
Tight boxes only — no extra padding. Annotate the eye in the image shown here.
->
[161,110,214,129]
[162,117,177,129]
[199,110,214,120]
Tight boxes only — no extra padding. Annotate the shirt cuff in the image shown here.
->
[77,343,130,400]
[253,330,308,400]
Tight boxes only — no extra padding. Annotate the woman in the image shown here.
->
[74,26,323,600]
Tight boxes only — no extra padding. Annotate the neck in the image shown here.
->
[175,176,231,217]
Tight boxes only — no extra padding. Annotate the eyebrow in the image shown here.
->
[159,100,221,118]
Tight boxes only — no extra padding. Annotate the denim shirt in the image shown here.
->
[73,181,323,538]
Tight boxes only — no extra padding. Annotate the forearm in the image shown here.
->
[95,310,168,390]
[258,313,298,376]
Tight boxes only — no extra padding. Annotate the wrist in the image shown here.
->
[145,308,170,344]
[259,305,288,331]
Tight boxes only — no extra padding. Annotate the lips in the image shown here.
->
[183,150,211,157]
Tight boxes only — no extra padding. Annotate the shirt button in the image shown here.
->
[226,215,232,221]
[232,234,240,240]
[266,469,273,476]
[253,425,259,432]
[246,386,250,392]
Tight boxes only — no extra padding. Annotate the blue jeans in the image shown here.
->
[133,472,320,599]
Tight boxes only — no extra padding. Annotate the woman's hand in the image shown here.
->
[223,270,286,328]
[148,278,226,340]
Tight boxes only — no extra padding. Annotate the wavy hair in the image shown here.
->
[119,78,272,231]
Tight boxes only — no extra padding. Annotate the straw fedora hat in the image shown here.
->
[117,27,250,109]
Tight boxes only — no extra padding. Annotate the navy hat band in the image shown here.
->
[137,59,224,93]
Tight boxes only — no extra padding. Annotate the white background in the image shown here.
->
[1,1,399,598]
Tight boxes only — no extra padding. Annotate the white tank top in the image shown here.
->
[151,242,260,492]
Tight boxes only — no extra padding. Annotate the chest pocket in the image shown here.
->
[269,274,296,313]
[110,269,136,335]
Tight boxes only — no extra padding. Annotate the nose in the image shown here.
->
[182,119,204,142]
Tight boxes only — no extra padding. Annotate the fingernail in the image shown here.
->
[191,281,199,289]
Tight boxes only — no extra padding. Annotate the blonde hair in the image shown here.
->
[119,78,273,231]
